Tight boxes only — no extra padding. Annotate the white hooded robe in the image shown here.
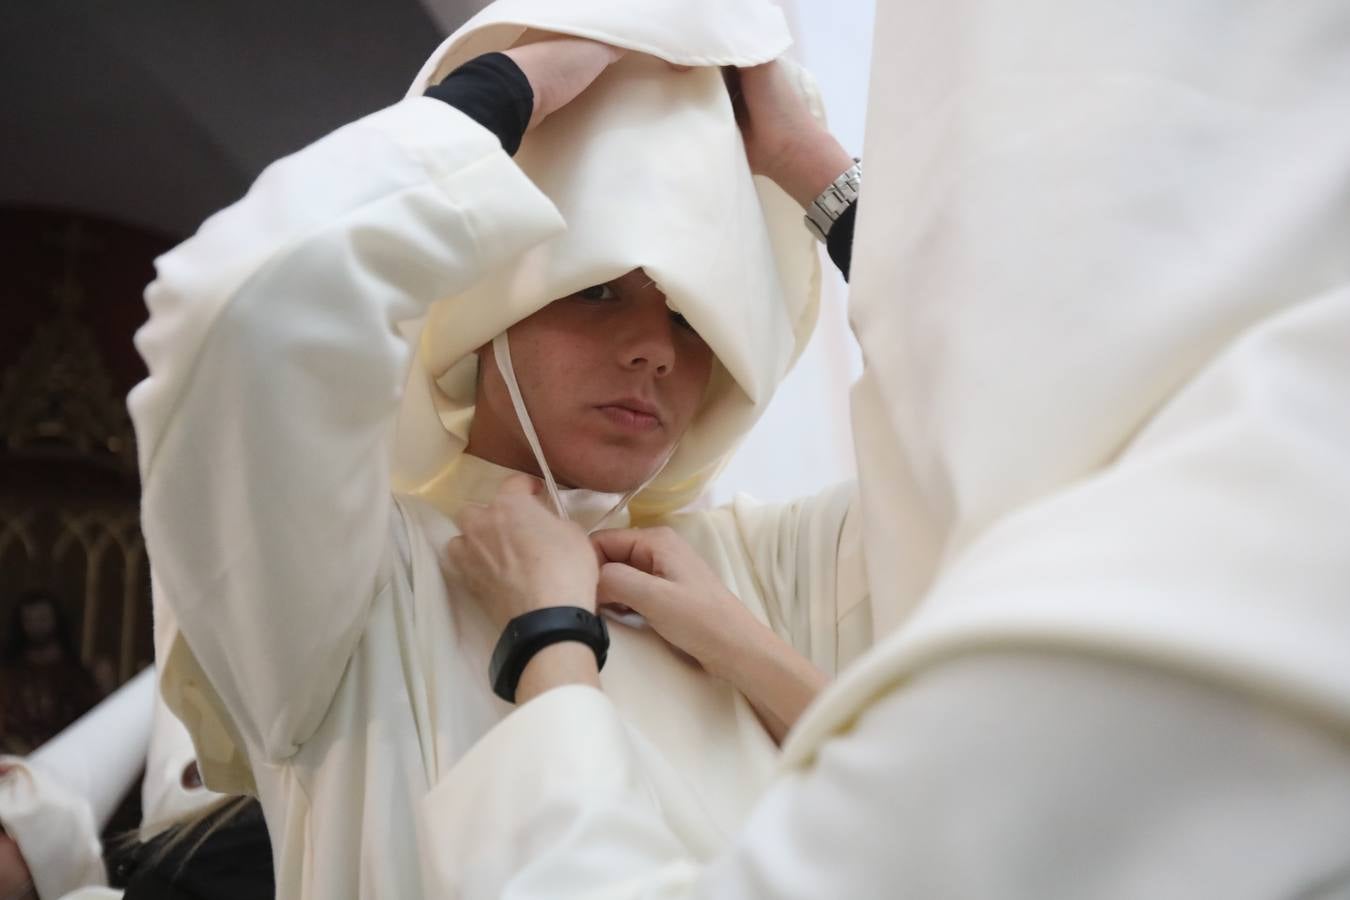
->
[128,2,872,898]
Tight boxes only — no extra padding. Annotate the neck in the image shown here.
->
[415,453,631,533]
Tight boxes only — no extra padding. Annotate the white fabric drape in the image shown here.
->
[0,669,154,900]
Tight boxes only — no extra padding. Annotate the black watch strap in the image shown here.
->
[489,606,609,703]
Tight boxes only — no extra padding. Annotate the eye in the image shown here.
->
[670,311,695,331]
[575,283,618,302]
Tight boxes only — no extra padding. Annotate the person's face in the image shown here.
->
[469,269,714,493]
[19,602,56,643]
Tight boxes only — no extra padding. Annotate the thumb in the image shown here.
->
[598,562,673,618]
[497,473,544,497]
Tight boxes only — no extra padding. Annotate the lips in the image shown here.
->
[596,397,663,432]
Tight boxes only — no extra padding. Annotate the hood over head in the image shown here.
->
[147,1,826,799]
[392,0,824,521]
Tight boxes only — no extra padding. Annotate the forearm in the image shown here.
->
[425,52,533,155]
[770,128,855,209]
[769,130,858,281]
[720,620,829,744]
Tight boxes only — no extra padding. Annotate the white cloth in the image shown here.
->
[138,679,221,840]
[0,669,154,900]
[405,0,1350,895]
[427,655,1350,899]
[128,3,870,896]
[0,668,223,900]
[0,762,105,900]
[24,667,154,832]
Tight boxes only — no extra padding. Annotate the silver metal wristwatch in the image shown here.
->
[803,158,862,242]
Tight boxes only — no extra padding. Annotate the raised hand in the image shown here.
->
[447,476,599,631]
[727,61,855,207]
[503,34,628,132]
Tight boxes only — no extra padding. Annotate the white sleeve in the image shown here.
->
[417,653,1350,899]
[128,96,564,762]
[725,482,871,674]
[0,759,106,900]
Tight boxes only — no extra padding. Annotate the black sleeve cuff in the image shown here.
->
[826,201,857,282]
[424,52,534,156]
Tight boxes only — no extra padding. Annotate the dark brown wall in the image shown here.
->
[1,208,174,711]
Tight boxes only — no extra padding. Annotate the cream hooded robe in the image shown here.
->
[401,0,1350,897]
[128,1,870,897]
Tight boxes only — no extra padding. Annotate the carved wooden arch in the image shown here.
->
[0,209,174,691]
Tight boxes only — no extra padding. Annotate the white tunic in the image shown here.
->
[129,96,870,898]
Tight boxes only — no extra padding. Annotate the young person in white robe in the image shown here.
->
[129,1,875,897]
[415,0,1350,897]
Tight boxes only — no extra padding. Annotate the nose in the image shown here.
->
[619,298,678,376]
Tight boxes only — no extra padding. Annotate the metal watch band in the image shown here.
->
[489,606,610,703]
[804,158,862,243]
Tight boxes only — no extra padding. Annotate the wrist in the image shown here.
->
[770,130,855,208]
[516,641,601,704]
[490,605,607,702]
[518,590,596,624]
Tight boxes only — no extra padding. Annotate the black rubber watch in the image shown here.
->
[489,606,609,703]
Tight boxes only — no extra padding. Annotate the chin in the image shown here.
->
[552,446,667,494]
